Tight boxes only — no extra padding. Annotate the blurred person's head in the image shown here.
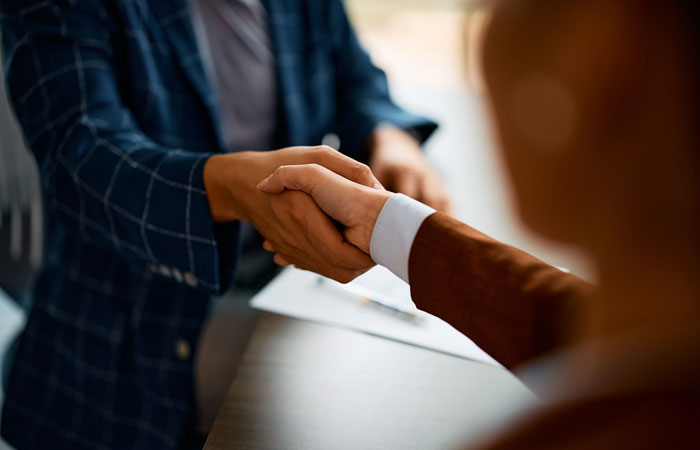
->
[482,0,700,337]
[483,0,699,274]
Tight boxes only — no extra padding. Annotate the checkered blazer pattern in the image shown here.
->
[0,0,435,449]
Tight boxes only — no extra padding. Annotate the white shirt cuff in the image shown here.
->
[369,194,435,283]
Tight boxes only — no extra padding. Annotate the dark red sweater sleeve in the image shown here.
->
[409,213,597,370]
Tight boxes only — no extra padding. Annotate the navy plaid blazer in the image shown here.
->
[0,0,435,449]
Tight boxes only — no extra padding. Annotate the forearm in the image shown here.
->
[260,166,592,368]
[204,153,257,224]
[44,115,239,292]
[408,213,596,369]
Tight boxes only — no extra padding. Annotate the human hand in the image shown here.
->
[204,146,382,282]
[258,164,392,255]
[204,146,382,223]
[368,125,454,214]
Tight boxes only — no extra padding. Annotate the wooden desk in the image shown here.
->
[204,313,535,450]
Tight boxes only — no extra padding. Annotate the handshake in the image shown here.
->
[204,140,451,283]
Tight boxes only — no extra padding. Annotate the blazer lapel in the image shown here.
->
[148,0,226,150]
[263,0,308,146]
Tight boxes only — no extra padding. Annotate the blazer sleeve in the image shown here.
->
[409,213,597,370]
[326,0,438,161]
[0,0,235,295]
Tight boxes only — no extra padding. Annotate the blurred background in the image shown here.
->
[0,2,591,448]
[347,0,483,89]
[0,30,35,450]
[345,0,591,275]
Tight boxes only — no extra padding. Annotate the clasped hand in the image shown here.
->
[205,144,432,283]
[204,146,384,282]
[257,163,393,283]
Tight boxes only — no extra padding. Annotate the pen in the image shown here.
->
[316,277,423,323]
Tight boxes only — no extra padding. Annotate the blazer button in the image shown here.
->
[175,338,191,361]
[158,265,172,278]
[184,272,198,288]
[321,133,341,150]
[171,268,184,283]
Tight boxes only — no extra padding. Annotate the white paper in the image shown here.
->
[250,266,499,366]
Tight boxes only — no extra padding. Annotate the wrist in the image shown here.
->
[350,188,392,254]
[204,155,233,223]
[204,152,262,223]
[368,125,421,156]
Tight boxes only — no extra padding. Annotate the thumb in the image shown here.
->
[257,164,322,195]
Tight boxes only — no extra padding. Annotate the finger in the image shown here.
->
[273,254,292,267]
[435,200,453,215]
[284,193,374,271]
[258,164,323,195]
[372,165,397,193]
[279,240,374,279]
[307,146,382,189]
[327,267,373,284]
[445,200,457,216]
[439,196,457,216]
[335,241,375,270]
[290,258,373,285]
[309,212,375,271]
[263,240,274,252]
[260,165,375,233]
[395,172,422,199]
[420,177,454,213]
[261,191,376,278]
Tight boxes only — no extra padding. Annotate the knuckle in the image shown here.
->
[316,145,335,154]
[287,194,309,220]
[312,145,332,158]
[288,206,305,223]
[358,163,374,181]
[309,164,327,180]
[335,271,353,284]
[268,166,286,183]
